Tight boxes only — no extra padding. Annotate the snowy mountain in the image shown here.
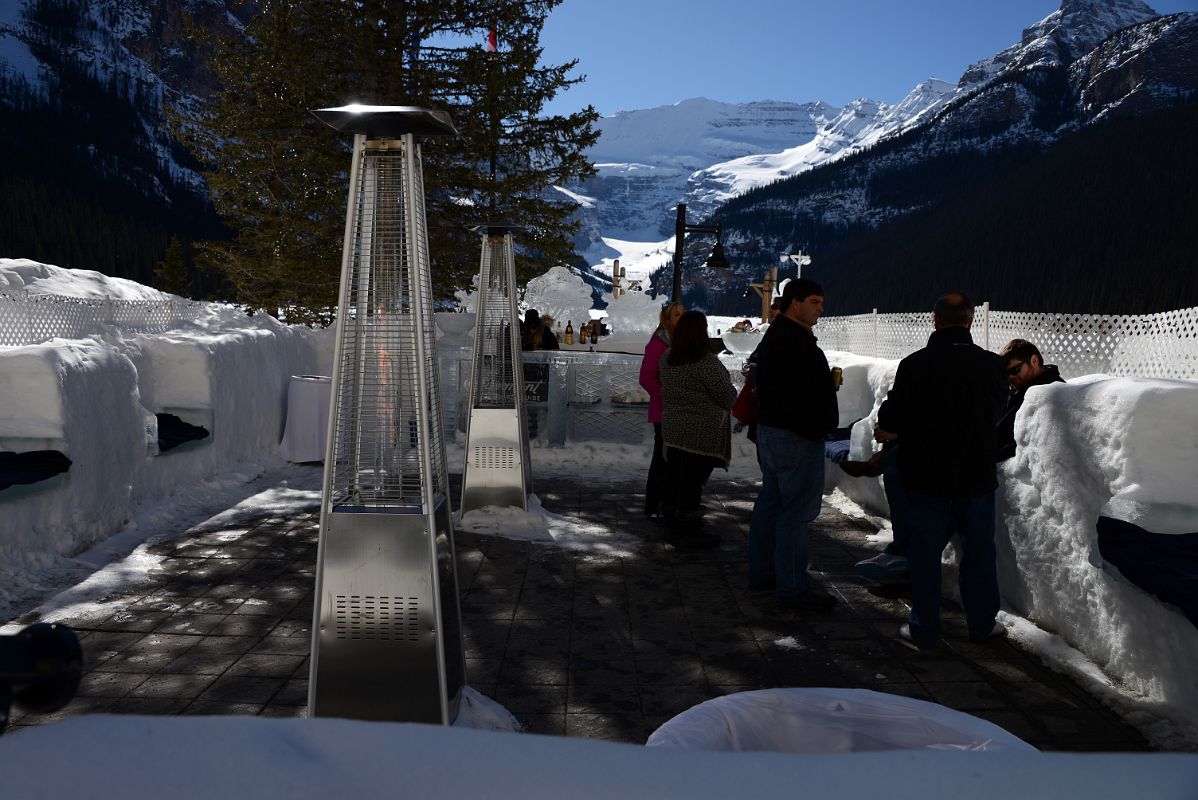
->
[959,0,1158,84]
[714,5,1197,237]
[568,0,1187,292]
[564,88,969,263]
[697,6,1198,315]
[570,98,836,246]
[682,80,959,224]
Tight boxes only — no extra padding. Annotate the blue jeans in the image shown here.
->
[749,425,825,600]
[905,490,999,645]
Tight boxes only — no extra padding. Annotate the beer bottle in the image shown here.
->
[565,320,574,345]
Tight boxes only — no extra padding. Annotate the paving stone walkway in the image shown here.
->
[6,472,1152,751]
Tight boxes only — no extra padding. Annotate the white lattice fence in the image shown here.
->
[0,291,205,346]
[875,312,933,360]
[814,313,871,354]
[1105,307,1198,380]
[988,311,1120,378]
[820,305,1198,381]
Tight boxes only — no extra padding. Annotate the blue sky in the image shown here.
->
[536,0,1198,116]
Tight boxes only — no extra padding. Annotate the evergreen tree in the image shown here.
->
[154,234,191,297]
[181,0,598,323]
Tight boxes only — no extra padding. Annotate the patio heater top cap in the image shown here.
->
[311,105,458,138]
[470,223,527,236]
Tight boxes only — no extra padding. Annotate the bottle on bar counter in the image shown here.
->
[565,320,574,345]
[579,325,588,346]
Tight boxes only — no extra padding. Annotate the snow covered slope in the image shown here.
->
[684,80,959,222]
[576,98,836,239]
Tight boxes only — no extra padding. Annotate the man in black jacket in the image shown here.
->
[876,292,1007,647]
[748,278,840,610]
[996,339,1065,461]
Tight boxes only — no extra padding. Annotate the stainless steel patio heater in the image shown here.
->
[307,105,465,725]
[460,225,532,514]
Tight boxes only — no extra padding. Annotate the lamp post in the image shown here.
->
[671,203,730,301]
[748,265,778,324]
[786,251,811,279]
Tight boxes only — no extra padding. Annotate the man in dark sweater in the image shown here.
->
[876,292,1007,647]
[996,339,1065,461]
[748,278,840,610]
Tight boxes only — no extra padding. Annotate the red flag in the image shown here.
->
[485,23,497,52]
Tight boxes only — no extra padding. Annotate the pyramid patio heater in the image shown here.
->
[308,105,465,724]
[460,225,532,514]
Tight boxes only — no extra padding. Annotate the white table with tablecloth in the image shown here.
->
[279,375,332,463]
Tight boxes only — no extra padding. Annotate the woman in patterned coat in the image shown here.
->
[659,310,736,548]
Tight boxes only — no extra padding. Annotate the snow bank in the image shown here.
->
[0,261,331,616]
[996,377,1198,730]
[822,350,1198,742]
[0,258,167,300]
[2,715,1197,800]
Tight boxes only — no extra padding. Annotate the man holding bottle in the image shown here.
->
[747,278,840,611]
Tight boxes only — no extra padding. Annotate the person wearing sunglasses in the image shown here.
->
[995,339,1065,462]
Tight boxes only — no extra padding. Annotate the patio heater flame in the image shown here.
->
[307,105,465,724]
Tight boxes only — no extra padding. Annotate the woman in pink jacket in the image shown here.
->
[639,302,684,518]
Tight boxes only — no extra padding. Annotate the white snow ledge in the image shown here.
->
[2,716,1197,800]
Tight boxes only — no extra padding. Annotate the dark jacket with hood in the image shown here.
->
[877,326,1007,496]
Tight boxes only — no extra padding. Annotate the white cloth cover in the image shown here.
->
[645,688,1036,753]
[278,375,331,463]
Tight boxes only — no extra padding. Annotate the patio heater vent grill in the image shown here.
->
[333,595,420,642]
[308,105,465,725]
[460,227,531,513]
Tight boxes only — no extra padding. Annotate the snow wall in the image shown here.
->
[0,320,331,602]
[823,350,1198,724]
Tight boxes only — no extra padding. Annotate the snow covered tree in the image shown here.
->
[181,0,598,323]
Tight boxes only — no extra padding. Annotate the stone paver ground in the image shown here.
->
[6,471,1152,751]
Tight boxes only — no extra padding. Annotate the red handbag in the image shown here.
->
[732,378,757,425]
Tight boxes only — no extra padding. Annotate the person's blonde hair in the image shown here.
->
[657,302,684,335]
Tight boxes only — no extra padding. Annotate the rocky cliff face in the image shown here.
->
[961,0,1157,83]
[1071,11,1198,119]
[0,0,249,200]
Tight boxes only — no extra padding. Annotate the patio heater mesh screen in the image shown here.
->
[460,229,531,513]
[326,144,446,506]
[308,106,464,726]
[471,234,519,408]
